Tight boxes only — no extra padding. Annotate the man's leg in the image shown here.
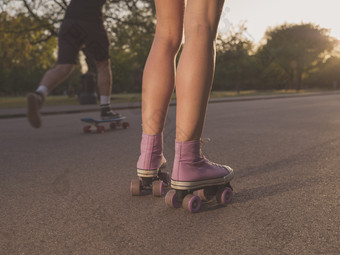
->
[83,20,118,119]
[95,59,121,119]
[27,64,74,128]
[27,19,82,128]
[39,64,74,94]
[96,59,112,98]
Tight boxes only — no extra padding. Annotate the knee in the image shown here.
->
[55,64,74,76]
[155,27,183,54]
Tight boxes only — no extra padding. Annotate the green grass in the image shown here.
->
[0,96,80,109]
[0,94,143,109]
[0,89,332,109]
[209,89,324,98]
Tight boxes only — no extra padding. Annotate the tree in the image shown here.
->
[258,23,338,90]
[110,9,155,92]
[304,56,340,89]
[215,25,254,92]
[0,0,156,94]
[0,12,57,95]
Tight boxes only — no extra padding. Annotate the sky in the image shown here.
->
[219,0,340,45]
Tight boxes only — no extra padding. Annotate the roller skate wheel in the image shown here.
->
[197,189,214,201]
[216,187,233,204]
[165,190,181,208]
[130,180,142,196]
[182,194,201,213]
[152,180,164,197]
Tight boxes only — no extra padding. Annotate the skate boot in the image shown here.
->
[100,104,121,120]
[165,140,234,213]
[130,133,170,197]
[27,92,44,128]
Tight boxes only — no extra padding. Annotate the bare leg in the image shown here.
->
[142,0,185,135]
[27,63,74,128]
[176,0,225,141]
[39,64,74,93]
[96,59,112,97]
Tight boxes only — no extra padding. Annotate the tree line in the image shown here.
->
[0,0,339,96]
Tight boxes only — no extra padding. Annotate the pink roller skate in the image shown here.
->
[165,140,234,213]
[130,133,170,197]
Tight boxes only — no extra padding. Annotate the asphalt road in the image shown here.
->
[0,94,339,254]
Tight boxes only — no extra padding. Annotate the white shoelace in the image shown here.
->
[200,138,227,169]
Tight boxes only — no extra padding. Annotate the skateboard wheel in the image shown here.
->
[97,126,105,133]
[83,125,91,133]
[110,123,117,129]
[152,180,164,197]
[165,190,181,208]
[182,194,201,213]
[216,187,233,204]
[122,122,130,129]
[130,180,142,196]
[197,189,214,201]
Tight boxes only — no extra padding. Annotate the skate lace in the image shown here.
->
[200,138,211,148]
[210,161,225,168]
[200,138,225,169]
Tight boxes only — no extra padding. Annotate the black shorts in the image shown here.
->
[57,19,110,64]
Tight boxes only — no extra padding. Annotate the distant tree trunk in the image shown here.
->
[286,73,294,91]
[296,70,303,91]
[236,65,241,94]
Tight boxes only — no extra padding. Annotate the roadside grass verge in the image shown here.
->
[0,89,334,109]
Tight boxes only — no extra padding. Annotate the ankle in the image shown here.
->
[137,132,164,170]
[174,140,202,162]
[36,85,48,98]
[140,133,163,153]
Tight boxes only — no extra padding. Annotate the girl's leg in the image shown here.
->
[132,0,186,196]
[141,0,185,135]
[167,1,234,212]
[175,0,225,141]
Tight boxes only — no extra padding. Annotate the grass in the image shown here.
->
[0,94,142,109]
[209,89,325,98]
[0,89,333,109]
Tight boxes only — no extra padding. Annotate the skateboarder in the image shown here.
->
[132,0,234,212]
[27,0,120,128]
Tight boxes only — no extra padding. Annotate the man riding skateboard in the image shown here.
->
[27,0,120,128]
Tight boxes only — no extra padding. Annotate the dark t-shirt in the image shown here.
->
[64,0,106,23]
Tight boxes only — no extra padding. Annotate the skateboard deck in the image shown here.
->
[81,116,129,133]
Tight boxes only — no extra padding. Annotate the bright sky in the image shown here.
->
[219,0,340,45]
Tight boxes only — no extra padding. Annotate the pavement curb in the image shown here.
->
[1,91,339,119]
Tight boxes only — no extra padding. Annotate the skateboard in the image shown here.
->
[81,116,129,133]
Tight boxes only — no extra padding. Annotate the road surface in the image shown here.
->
[0,94,339,254]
